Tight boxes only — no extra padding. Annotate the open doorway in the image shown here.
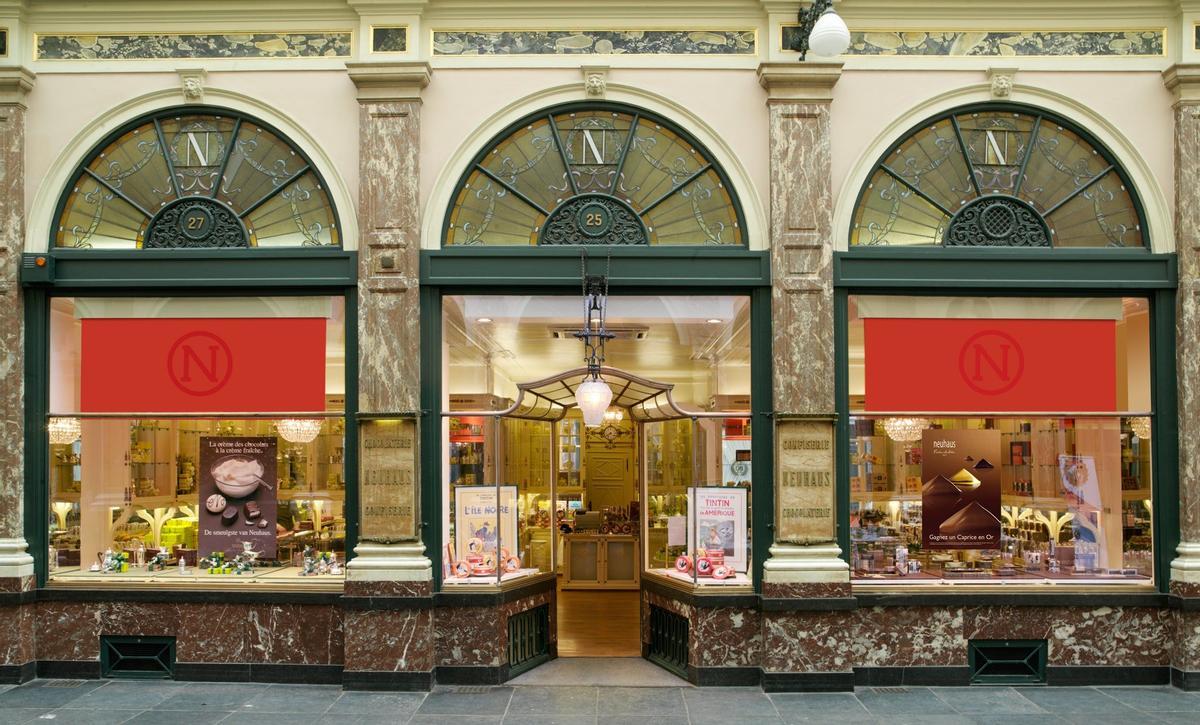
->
[441,293,752,668]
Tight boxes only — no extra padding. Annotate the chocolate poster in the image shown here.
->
[199,436,278,560]
[921,429,1001,549]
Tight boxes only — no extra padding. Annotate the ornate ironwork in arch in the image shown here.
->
[52,106,341,249]
[849,103,1146,248]
[443,102,745,247]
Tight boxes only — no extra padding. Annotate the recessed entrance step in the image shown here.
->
[507,657,691,687]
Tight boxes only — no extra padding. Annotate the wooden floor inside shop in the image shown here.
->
[556,579,642,657]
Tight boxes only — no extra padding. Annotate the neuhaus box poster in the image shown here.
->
[199,436,278,559]
[921,429,1001,549]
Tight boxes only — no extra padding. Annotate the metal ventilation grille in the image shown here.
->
[507,605,550,677]
[100,636,175,679]
[968,639,1046,684]
[647,605,688,678]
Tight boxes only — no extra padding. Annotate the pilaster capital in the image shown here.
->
[346,61,430,103]
[0,67,34,108]
[1163,64,1200,105]
[757,61,842,103]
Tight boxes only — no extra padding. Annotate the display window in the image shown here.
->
[847,295,1153,586]
[46,296,347,585]
[439,294,753,590]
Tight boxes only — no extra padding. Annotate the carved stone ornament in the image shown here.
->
[144,197,249,248]
[177,68,207,102]
[988,67,1017,99]
[539,194,648,245]
[944,196,1051,247]
[581,65,609,97]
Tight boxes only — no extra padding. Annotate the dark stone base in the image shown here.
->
[1172,668,1200,690]
[435,665,507,685]
[0,661,35,684]
[37,660,101,679]
[855,666,971,687]
[174,662,343,684]
[1046,666,1169,686]
[690,666,760,686]
[343,670,433,691]
[762,671,855,692]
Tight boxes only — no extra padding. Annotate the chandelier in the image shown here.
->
[47,417,81,446]
[574,253,614,427]
[1129,416,1152,440]
[882,417,929,443]
[276,419,323,444]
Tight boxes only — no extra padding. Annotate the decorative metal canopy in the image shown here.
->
[850,105,1145,248]
[444,102,744,247]
[446,366,724,422]
[54,108,340,249]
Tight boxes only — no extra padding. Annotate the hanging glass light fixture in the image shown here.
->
[1129,416,1152,440]
[47,417,81,446]
[276,419,323,444]
[574,254,614,427]
[882,417,929,443]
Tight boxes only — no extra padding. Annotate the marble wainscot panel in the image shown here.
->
[0,604,35,672]
[433,30,755,56]
[762,582,850,599]
[782,28,1163,56]
[435,606,503,667]
[0,576,34,593]
[372,27,408,53]
[36,601,344,665]
[1172,610,1200,673]
[963,605,1171,666]
[344,580,431,598]
[36,32,352,59]
[344,609,433,672]
[1172,580,1200,599]
[763,607,965,672]
[693,606,762,668]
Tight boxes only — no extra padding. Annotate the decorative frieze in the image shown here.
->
[782,28,1164,57]
[433,29,755,56]
[372,26,408,54]
[35,32,352,60]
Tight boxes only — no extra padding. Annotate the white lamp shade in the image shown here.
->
[276,418,324,444]
[808,8,851,57]
[576,379,614,427]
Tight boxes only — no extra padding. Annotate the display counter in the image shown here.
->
[562,533,639,590]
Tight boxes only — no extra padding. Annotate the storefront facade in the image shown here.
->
[1,0,1200,692]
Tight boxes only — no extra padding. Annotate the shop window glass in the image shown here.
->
[847,295,1153,586]
[850,107,1144,248]
[440,294,752,589]
[443,104,744,247]
[47,296,347,585]
[54,110,340,249]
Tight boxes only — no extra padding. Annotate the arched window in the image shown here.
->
[443,103,745,246]
[53,108,341,249]
[850,104,1145,248]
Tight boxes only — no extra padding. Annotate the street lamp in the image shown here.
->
[792,0,852,60]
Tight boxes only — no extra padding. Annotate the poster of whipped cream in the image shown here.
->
[921,429,1001,550]
[199,436,278,559]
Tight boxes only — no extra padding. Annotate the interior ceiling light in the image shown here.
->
[1130,416,1152,440]
[575,252,614,427]
[476,317,493,323]
[276,418,323,444]
[48,417,81,445]
[707,318,723,324]
[882,417,929,443]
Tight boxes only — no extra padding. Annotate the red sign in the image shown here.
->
[864,318,1116,412]
[81,318,326,413]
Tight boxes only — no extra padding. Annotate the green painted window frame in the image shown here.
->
[20,249,360,588]
[833,249,1178,593]
[420,247,773,592]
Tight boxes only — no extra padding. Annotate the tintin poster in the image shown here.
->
[921,429,1001,550]
[199,436,278,560]
[687,487,748,573]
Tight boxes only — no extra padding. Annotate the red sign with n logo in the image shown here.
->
[864,318,1116,412]
[81,318,326,412]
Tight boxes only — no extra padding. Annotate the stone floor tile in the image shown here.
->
[242,684,343,714]
[1098,687,1200,712]
[854,687,957,716]
[506,686,597,715]
[327,691,427,717]
[124,711,233,725]
[151,683,264,711]
[595,687,684,716]
[929,686,1048,714]
[415,687,514,716]
[43,709,146,725]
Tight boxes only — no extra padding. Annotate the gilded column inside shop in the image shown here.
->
[0,67,33,578]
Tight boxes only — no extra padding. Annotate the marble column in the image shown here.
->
[0,67,34,684]
[1164,64,1200,686]
[756,63,849,595]
[342,62,434,688]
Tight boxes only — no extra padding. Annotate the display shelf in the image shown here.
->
[851,492,919,504]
